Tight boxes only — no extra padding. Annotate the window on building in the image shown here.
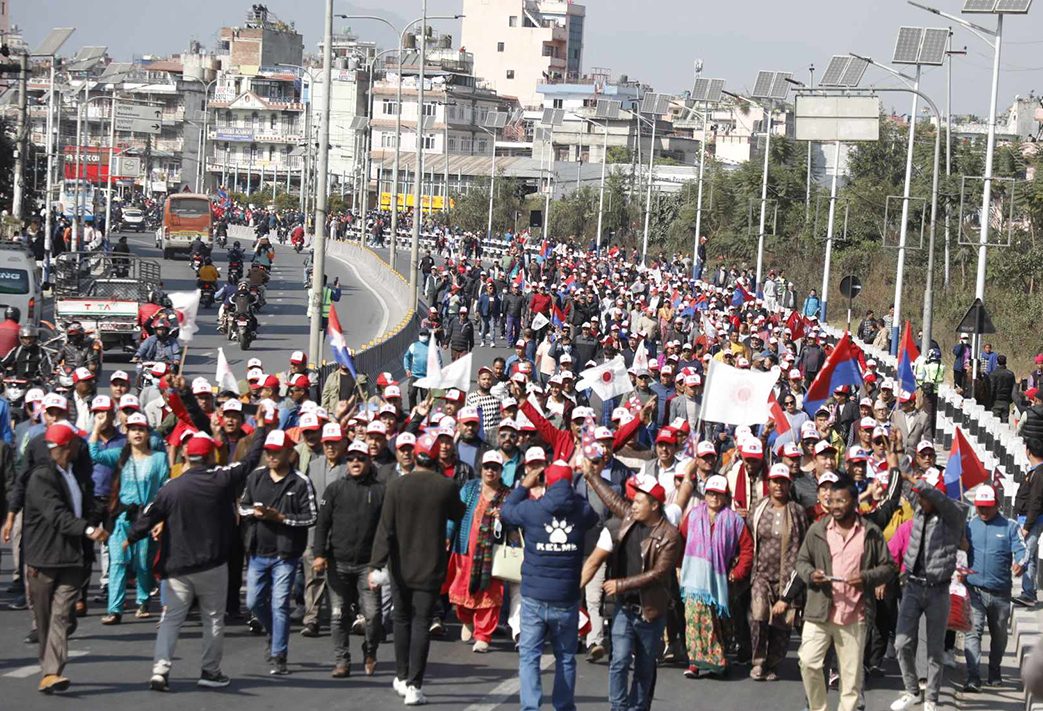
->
[508,16,518,27]
[462,138,472,153]
[542,44,554,57]
[506,70,515,80]
[268,146,274,161]
[422,135,435,150]
[583,98,597,108]
[381,133,398,148]
[422,102,436,117]
[497,42,505,52]
[269,114,277,130]
[478,139,487,153]
[552,99,563,109]
[448,137,456,151]
[382,99,399,116]
[251,112,259,130]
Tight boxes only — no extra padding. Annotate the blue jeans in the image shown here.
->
[1023,519,1043,599]
[609,605,666,711]
[963,587,1011,684]
[519,597,578,711]
[246,555,299,659]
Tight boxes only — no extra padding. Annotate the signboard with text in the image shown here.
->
[215,127,255,142]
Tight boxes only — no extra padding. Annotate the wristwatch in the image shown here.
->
[85,526,96,537]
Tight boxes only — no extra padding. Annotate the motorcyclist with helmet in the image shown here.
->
[230,280,259,340]
[0,325,53,385]
[134,315,182,365]
[190,234,212,260]
[56,321,103,375]
[0,306,21,358]
[228,241,245,282]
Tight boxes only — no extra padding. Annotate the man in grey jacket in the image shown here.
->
[890,476,968,711]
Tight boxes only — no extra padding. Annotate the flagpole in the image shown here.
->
[178,345,189,377]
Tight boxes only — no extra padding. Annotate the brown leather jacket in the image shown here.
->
[584,471,682,622]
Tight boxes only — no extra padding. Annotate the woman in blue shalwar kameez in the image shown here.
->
[88,412,169,624]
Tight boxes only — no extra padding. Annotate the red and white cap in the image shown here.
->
[247,357,264,370]
[299,412,321,431]
[375,372,395,388]
[90,395,113,412]
[395,432,417,449]
[290,350,307,365]
[625,473,666,503]
[119,394,140,411]
[192,377,213,395]
[444,389,465,404]
[704,475,729,495]
[696,441,717,457]
[974,484,997,507]
[185,431,215,458]
[594,426,614,440]
[872,426,889,441]
[378,403,397,416]
[366,421,388,436]
[261,374,280,390]
[72,367,94,384]
[859,416,877,430]
[898,390,915,403]
[781,442,802,458]
[109,370,130,383]
[788,368,802,380]
[482,450,505,467]
[151,362,168,378]
[817,471,840,486]
[916,440,936,454]
[125,412,149,428]
[263,430,292,451]
[246,367,264,383]
[347,439,369,455]
[25,388,44,404]
[498,417,518,431]
[42,393,68,411]
[800,422,819,440]
[684,373,701,387]
[739,438,763,458]
[321,423,344,442]
[290,373,310,390]
[524,446,547,464]
[45,423,77,448]
[384,384,402,400]
[458,407,480,423]
[222,399,243,413]
[768,463,792,481]
[814,440,837,456]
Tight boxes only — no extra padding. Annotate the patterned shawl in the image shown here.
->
[679,502,746,617]
[469,484,510,594]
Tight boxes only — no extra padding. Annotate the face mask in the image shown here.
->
[420,335,430,343]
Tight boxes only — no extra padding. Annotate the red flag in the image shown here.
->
[785,311,806,341]
[943,428,989,498]
[768,391,791,434]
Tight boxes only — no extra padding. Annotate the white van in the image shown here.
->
[0,243,42,324]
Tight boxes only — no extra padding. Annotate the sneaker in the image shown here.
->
[943,650,956,668]
[24,629,38,644]
[149,673,169,692]
[750,665,765,681]
[428,617,445,637]
[404,685,428,706]
[985,676,1003,686]
[8,596,28,610]
[91,586,108,603]
[460,623,474,643]
[300,622,320,638]
[38,674,70,694]
[683,665,699,679]
[924,702,937,711]
[866,665,886,678]
[198,670,230,688]
[351,615,366,635]
[393,677,409,697]
[331,663,350,678]
[472,640,489,653]
[890,692,921,711]
[586,643,606,663]
[1013,594,1036,607]
[828,669,840,688]
[268,656,289,676]
[962,679,981,693]
[247,617,265,635]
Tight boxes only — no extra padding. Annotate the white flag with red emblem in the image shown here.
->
[698,359,780,426]
[168,290,201,343]
[576,355,631,402]
[633,339,649,372]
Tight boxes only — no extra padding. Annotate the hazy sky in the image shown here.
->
[21,0,1043,116]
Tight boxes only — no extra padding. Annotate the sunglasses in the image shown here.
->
[345,455,368,463]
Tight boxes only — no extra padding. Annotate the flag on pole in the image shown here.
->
[576,356,632,402]
[698,360,781,426]
[327,304,356,377]
[804,332,864,414]
[414,346,469,391]
[896,320,920,395]
[785,311,806,341]
[943,428,989,499]
[168,290,201,343]
[633,339,649,373]
[216,347,240,394]
[768,390,791,434]
[531,312,550,331]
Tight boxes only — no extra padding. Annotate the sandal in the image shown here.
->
[765,671,779,681]
[100,613,121,625]
[750,665,765,681]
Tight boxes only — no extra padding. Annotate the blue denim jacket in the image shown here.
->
[965,514,1026,592]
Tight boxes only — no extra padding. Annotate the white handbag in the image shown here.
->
[491,533,524,583]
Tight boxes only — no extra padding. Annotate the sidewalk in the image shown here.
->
[1005,603,1042,711]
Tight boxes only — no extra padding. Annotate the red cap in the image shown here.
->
[544,460,573,489]
[261,374,280,390]
[290,373,310,389]
[415,432,440,460]
[625,473,667,504]
[185,432,215,458]
[1028,387,1041,402]
[45,423,77,448]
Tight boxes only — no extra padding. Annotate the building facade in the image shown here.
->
[461,0,585,109]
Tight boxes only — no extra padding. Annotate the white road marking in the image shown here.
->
[325,252,391,340]
[3,650,89,678]
[461,653,554,711]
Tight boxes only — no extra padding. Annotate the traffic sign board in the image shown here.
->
[114,103,162,122]
[838,275,863,299]
[956,297,996,335]
[114,117,162,135]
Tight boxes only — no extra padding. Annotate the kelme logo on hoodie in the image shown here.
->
[537,518,577,552]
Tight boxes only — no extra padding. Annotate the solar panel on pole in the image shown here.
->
[485,111,508,129]
[820,56,850,87]
[918,28,950,65]
[962,0,998,11]
[994,0,1032,12]
[640,92,658,114]
[706,79,725,104]
[99,62,132,80]
[769,72,792,100]
[692,78,709,102]
[839,56,869,87]
[893,27,925,64]
[653,93,672,114]
[595,99,621,120]
[33,27,75,57]
[534,126,552,141]
[752,71,774,99]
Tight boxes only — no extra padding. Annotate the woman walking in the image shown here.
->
[89,412,169,624]
[447,451,511,653]
[678,475,753,678]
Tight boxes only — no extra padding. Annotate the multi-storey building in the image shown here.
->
[461,0,585,109]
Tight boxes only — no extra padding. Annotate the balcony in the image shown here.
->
[209,128,303,144]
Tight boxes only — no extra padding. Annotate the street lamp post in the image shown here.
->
[308,0,334,366]
[478,111,508,243]
[183,75,218,193]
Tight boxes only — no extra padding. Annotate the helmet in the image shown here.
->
[928,348,941,363]
[18,325,35,339]
[4,306,20,323]
[233,241,241,249]
[66,321,85,336]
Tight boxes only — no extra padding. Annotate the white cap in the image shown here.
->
[800,422,819,440]
[974,485,997,506]
[119,394,140,411]
[247,357,263,369]
[366,421,388,436]
[321,422,344,442]
[90,395,113,412]
[395,432,417,449]
[109,369,130,382]
[704,475,729,494]
[594,426,614,440]
[263,430,290,450]
[222,399,243,413]
[524,446,547,464]
[42,393,68,411]
[192,377,213,395]
[25,388,44,404]
[768,463,792,480]
[814,440,837,456]
[125,412,149,427]
[482,450,505,466]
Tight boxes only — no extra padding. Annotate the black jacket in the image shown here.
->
[369,467,466,590]
[313,468,385,565]
[128,427,269,578]
[989,366,1017,407]
[238,467,318,560]
[24,460,102,569]
[10,429,93,515]
[446,317,474,352]
[1015,462,1043,528]
[1022,405,1043,445]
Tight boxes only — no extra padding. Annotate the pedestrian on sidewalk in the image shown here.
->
[1014,437,1043,606]
[128,427,269,692]
[368,433,465,706]
[961,484,1026,692]
[24,424,108,694]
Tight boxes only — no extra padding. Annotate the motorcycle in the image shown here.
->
[190,252,204,274]
[249,284,266,311]
[228,259,243,283]
[200,281,216,308]
[234,313,254,349]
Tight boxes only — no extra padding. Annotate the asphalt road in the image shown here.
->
[90,229,387,382]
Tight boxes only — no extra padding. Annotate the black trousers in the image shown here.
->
[390,579,437,688]
[865,588,898,668]
[226,532,246,616]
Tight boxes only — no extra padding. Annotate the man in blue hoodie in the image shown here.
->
[500,459,598,711]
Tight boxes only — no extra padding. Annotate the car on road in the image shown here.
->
[0,243,42,325]
[122,207,146,232]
